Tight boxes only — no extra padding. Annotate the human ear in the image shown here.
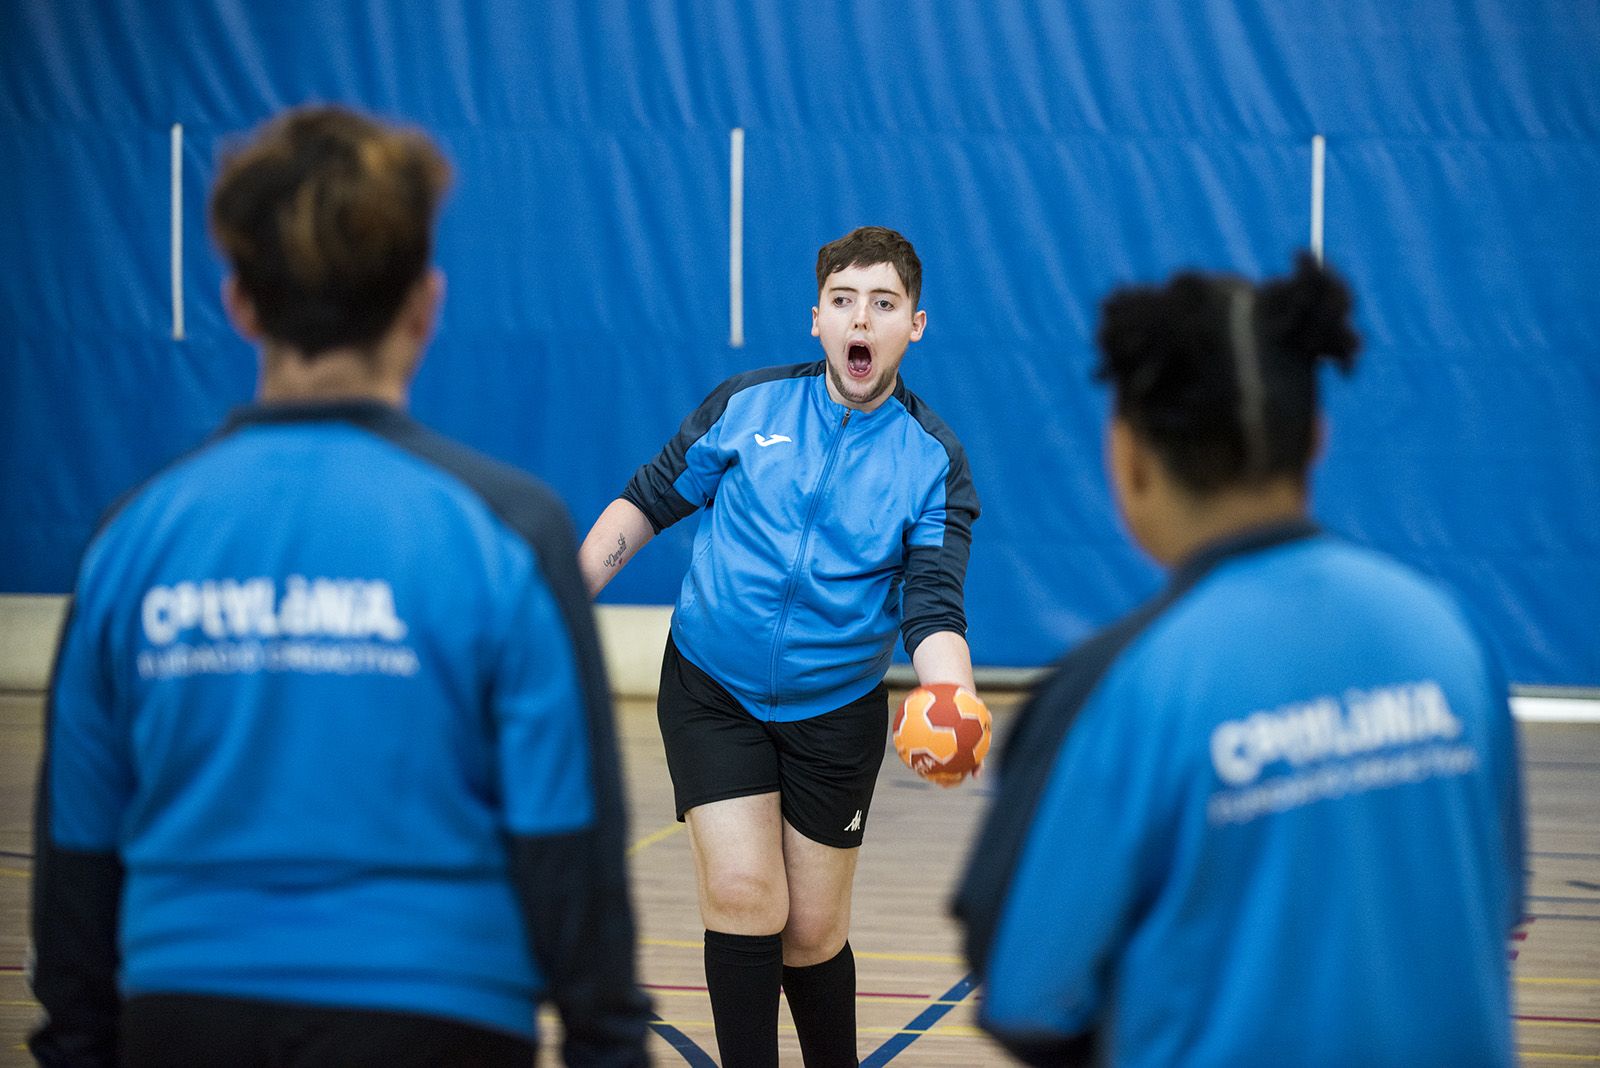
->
[222,277,262,341]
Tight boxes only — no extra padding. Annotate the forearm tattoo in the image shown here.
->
[603,534,627,569]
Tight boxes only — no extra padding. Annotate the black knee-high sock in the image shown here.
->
[782,943,858,1068]
[704,930,783,1068]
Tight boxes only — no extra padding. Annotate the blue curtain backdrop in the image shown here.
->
[2,1,1596,684]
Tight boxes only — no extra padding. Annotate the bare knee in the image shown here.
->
[703,867,789,933]
[782,902,849,966]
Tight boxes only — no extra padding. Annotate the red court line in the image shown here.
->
[1517,1015,1600,1025]
[643,982,930,1000]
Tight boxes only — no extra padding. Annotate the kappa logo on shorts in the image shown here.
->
[754,433,793,447]
[844,810,862,833]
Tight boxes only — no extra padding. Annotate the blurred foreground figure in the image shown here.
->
[955,254,1524,1067]
[31,106,649,1067]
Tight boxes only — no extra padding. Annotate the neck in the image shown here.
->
[1150,481,1308,567]
[823,370,898,413]
[257,344,409,407]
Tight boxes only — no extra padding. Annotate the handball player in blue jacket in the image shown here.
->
[31,106,650,1067]
[579,226,980,1067]
[955,255,1525,1066]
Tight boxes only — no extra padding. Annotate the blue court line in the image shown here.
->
[648,1013,718,1067]
[861,973,979,1068]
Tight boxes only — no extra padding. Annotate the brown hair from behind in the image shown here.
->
[208,106,452,357]
[815,226,923,308]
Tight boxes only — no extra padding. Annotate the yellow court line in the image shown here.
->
[645,938,713,950]
[1519,977,1600,986]
[0,868,29,879]
[854,949,965,965]
[628,823,684,856]
[641,937,963,965]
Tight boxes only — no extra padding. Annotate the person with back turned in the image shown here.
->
[955,254,1524,1066]
[30,106,650,1067]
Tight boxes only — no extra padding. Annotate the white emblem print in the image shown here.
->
[754,433,793,448]
[844,810,863,832]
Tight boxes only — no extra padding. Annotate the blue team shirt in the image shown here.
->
[623,362,978,721]
[957,523,1525,1067]
[43,402,612,1039]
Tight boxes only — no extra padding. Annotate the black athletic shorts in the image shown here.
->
[119,993,535,1068]
[657,633,888,849]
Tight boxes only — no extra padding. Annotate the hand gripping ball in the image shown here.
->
[893,684,992,787]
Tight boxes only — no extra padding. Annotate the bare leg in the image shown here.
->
[685,794,788,1067]
[780,819,862,1066]
[779,819,858,964]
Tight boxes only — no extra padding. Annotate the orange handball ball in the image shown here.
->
[893,684,992,787]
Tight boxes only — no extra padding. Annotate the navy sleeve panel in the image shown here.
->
[1451,596,1528,931]
[27,848,122,1067]
[951,595,1179,979]
[952,523,1319,1011]
[356,408,650,1059]
[621,362,819,532]
[507,833,649,1067]
[30,598,122,1067]
[986,1032,1096,1068]
[898,389,980,655]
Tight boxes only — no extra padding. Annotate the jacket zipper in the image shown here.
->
[766,408,852,718]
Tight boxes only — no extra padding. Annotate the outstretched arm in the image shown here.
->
[911,629,976,693]
[578,499,656,598]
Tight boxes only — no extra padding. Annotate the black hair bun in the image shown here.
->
[1257,252,1360,373]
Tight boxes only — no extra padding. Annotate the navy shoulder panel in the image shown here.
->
[676,360,822,445]
[621,362,821,530]
[895,383,978,508]
[354,407,624,752]
[952,520,1322,971]
[360,409,575,557]
[952,594,1177,973]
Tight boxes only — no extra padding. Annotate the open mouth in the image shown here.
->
[846,341,873,380]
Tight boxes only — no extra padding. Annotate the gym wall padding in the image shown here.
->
[2,1,1596,684]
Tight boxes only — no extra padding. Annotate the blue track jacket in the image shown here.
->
[32,401,649,1066]
[622,362,978,721]
[955,522,1525,1067]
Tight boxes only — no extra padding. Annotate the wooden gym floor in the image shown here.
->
[1,691,1596,1065]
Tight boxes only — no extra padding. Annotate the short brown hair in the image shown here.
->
[208,106,451,356]
[815,226,922,307]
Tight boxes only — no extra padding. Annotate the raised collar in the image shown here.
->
[221,398,412,436]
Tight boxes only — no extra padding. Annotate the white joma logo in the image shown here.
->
[844,810,862,832]
[754,433,792,447]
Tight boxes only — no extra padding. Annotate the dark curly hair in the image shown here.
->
[1095,252,1361,494]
